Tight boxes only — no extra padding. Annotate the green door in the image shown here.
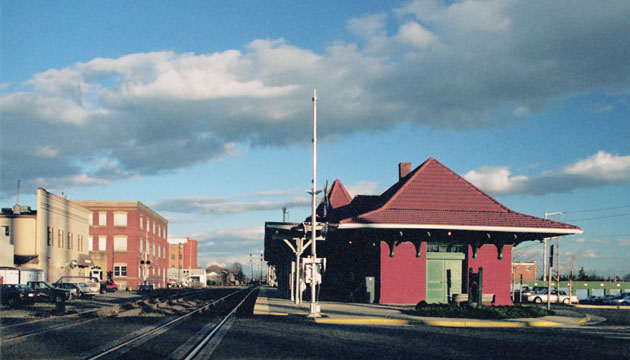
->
[426,253,464,304]
[426,260,445,304]
[444,260,462,300]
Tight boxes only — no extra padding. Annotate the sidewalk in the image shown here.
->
[253,287,593,328]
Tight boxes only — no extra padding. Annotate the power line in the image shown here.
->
[568,212,630,222]
[564,205,630,214]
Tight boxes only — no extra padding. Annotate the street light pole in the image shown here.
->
[308,89,321,317]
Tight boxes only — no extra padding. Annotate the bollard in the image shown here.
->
[55,296,66,315]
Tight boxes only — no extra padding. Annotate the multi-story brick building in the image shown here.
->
[512,262,537,282]
[73,200,168,290]
[167,237,198,270]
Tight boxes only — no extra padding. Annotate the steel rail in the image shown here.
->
[183,287,258,360]
[1,287,216,343]
[86,288,248,360]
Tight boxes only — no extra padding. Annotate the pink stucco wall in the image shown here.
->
[467,244,513,305]
[379,241,426,304]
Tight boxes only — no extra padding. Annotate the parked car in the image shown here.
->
[53,282,80,299]
[100,280,118,293]
[526,289,579,304]
[0,284,38,307]
[75,282,91,297]
[579,295,603,304]
[55,276,100,295]
[607,293,630,305]
[26,281,71,302]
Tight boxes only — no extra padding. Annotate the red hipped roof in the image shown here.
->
[326,158,581,235]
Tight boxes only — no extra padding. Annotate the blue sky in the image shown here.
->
[2,0,629,277]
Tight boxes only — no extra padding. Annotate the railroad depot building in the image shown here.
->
[73,200,169,290]
[264,158,582,305]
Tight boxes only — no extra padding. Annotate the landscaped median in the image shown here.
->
[313,304,589,328]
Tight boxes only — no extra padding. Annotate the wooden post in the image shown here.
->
[478,267,484,308]
[468,267,474,307]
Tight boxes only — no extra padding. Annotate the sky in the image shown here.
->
[2,0,629,278]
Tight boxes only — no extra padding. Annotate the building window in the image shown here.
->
[98,212,107,226]
[171,254,175,260]
[98,236,106,251]
[526,266,531,271]
[47,227,53,246]
[89,212,94,226]
[153,223,156,234]
[67,232,73,249]
[140,238,143,253]
[140,216,143,229]
[114,264,127,277]
[426,242,466,253]
[114,212,127,227]
[78,235,83,251]
[152,243,156,256]
[171,265,175,268]
[58,230,64,248]
[114,236,127,251]
[171,244,175,249]
[89,236,93,251]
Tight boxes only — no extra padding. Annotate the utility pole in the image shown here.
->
[543,212,563,282]
[249,254,254,284]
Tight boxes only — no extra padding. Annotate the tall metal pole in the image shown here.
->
[309,89,320,317]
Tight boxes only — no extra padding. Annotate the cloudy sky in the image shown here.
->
[2,0,629,277]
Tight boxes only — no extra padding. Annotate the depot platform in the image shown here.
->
[253,286,597,328]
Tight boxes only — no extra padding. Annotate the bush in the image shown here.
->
[407,303,553,319]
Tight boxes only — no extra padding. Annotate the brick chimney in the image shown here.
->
[398,162,411,180]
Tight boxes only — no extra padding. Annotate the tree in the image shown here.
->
[624,273,630,282]
[229,262,246,284]
[577,267,587,281]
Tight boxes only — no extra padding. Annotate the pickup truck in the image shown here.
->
[27,281,71,302]
[526,289,579,304]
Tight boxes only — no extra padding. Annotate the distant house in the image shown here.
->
[265,158,581,305]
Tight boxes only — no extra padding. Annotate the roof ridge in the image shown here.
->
[355,158,435,220]
[429,159,512,213]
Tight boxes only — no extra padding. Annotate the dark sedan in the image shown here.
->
[0,284,38,307]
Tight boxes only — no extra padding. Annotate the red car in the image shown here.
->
[99,280,118,293]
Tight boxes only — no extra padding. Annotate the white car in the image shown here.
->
[526,289,579,304]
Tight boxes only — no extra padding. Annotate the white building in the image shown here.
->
[0,188,91,283]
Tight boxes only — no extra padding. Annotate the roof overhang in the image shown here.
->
[337,223,582,236]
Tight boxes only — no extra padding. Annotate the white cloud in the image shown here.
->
[3,1,630,196]
[395,21,435,47]
[465,151,630,196]
[563,151,630,182]
[152,192,310,215]
[346,180,381,197]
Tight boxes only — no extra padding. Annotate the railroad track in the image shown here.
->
[87,287,257,360]
[0,287,212,342]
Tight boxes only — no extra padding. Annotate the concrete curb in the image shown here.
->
[313,316,588,328]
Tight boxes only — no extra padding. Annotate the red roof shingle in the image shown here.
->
[334,158,580,233]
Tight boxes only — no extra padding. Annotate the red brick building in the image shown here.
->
[512,262,537,282]
[73,201,169,290]
[167,237,198,270]
[265,158,582,305]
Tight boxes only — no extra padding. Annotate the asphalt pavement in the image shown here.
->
[252,287,593,328]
